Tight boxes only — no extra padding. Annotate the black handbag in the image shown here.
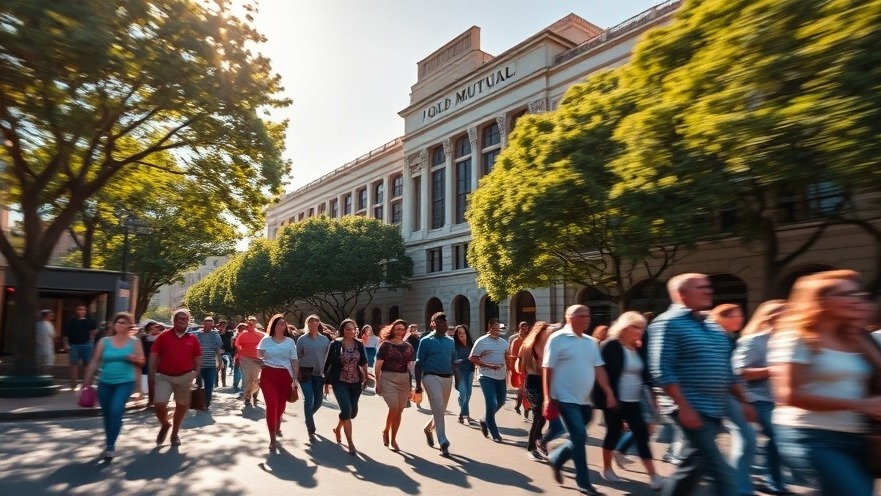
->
[190,386,207,410]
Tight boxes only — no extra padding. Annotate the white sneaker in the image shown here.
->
[601,469,622,482]
[613,451,634,468]
[650,474,666,490]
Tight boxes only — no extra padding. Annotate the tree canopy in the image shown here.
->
[468,0,881,304]
[185,217,413,326]
[0,0,290,375]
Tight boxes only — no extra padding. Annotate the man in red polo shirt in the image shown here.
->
[148,308,201,447]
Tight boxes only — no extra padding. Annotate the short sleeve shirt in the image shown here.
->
[543,326,605,405]
[470,334,510,380]
[151,330,202,376]
[257,336,297,378]
[63,318,98,345]
[377,341,414,373]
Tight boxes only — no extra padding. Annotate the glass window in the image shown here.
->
[455,136,471,158]
[427,248,443,273]
[432,146,445,166]
[357,188,368,210]
[374,182,384,205]
[374,205,383,221]
[343,194,352,215]
[482,149,500,176]
[453,243,469,270]
[431,169,445,229]
[391,201,403,225]
[455,159,471,224]
[330,199,339,218]
[392,175,403,197]
[482,123,500,148]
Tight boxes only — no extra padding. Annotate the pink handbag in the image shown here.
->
[78,385,97,408]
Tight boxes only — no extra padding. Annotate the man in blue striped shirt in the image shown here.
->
[648,273,754,496]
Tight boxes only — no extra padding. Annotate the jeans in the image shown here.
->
[366,348,377,367]
[332,381,362,420]
[478,376,506,440]
[457,369,474,417]
[299,375,325,434]
[725,397,756,495]
[233,360,242,392]
[752,401,784,490]
[199,367,216,407]
[97,381,134,451]
[776,426,873,496]
[662,413,737,496]
[550,402,594,490]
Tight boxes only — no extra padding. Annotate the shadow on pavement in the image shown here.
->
[258,446,318,488]
[304,438,421,494]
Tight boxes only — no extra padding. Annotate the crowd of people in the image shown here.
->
[73,269,881,495]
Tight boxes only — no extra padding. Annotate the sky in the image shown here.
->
[248,0,665,191]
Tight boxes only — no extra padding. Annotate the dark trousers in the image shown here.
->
[602,401,653,459]
[332,381,362,420]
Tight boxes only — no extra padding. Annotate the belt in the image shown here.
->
[423,372,452,378]
[159,370,194,377]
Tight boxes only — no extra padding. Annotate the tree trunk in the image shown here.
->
[9,264,40,376]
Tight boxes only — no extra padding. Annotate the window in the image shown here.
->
[298,212,305,221]
[308,207,314,218]
[343,194,352,215]
[391,201,403,225]
[454,136,472,224]
[318,203,326,216]
[807,181,845,217]
[374,205,383,221]
[427,247,443,273]
[431,146,445,167]
[431,168,445,229]
[412,176,421,231]
[357,188,368,211]
[391,174,403,198]
[374,181,384,205]
[329,199,339,218]
[482,122,501,175]
[453,242,469,270]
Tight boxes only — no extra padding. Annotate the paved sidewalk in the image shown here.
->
[0,385,148,421]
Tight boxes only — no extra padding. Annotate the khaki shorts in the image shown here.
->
[154,371,196,405]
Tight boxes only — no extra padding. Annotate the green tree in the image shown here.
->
[468,70,683,307]
[0,0,289,379]
[611,0,881,297]
[227,239,282,320]
[273,217,413,325]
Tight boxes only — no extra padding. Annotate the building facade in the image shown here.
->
[266,1,880,334]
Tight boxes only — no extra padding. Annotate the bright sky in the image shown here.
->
[249,0,665,191]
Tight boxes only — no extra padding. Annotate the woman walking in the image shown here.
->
[297,314,330,441]
[517,321,559,460]
[257,314,299,451]
[374,319,415,451]
[362,325,380,369]
[324,318,369,455]
[453,325,475,423]
[83,312,145,460]
[732,300,790,495]
[593,312,664,489]
[770,269,881,496]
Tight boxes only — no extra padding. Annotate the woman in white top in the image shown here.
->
[770,269,881,496]
[593,312,664,490]
[257,314,299,451]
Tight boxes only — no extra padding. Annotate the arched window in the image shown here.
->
[388,305,400,322]
[481,122,501,176]
[425,297,444,330]
[452,295,471,328]
[513,291,536,326]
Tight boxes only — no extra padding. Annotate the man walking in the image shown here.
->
[470,318,510,442]
[648,273,754,496]
[544,305,616,496]
[236,316,265,406]
[508,321,530,417]
[414,312,459,456]
[149,308,202,446]
[194,316,223,409]
[217,320,233,387]
[62,304,98,391]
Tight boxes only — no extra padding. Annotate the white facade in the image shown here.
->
[266,3,682,333]
[152,255,231,312]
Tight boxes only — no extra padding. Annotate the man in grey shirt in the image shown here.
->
[296,315,330,441]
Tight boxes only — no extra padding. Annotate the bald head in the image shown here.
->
[667,273,714,310]
[564,304,591,334]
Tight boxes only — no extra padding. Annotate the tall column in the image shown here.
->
[496,115,509,150]
[402,155,415,234]
[467,127,479,202]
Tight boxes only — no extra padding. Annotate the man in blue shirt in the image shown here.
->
[648,273,755,496]
[414,312,459,456]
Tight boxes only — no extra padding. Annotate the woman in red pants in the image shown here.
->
[257,314,299,451]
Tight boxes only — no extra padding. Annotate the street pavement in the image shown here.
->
[0,382,817,496]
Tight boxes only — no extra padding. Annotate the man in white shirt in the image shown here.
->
[543,305,616,496]
[470,318,510,442]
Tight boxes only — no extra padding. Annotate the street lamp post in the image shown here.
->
[120,215,152,281]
